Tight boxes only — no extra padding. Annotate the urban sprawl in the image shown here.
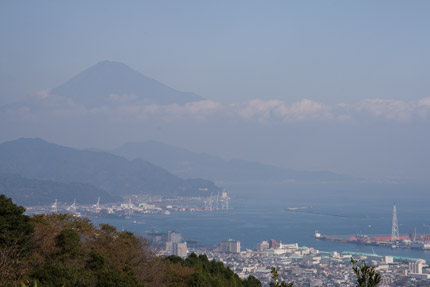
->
[26,196,430,287]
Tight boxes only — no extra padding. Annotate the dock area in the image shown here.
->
[314,231,430,250]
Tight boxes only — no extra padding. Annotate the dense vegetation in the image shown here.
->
[0,195,260,287]
[165,254,261,287]
[1,195,382,287]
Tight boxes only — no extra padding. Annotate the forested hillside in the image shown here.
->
[0,195,261,287]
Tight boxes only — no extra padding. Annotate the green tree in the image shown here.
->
[55,228,81,257]
[350,258,381,287]
[269,267,293,287]
[242,275,262,287]
[0,194,33,248]
[29,214,145,287]
[166,253,261,287]
[0,194,34,286]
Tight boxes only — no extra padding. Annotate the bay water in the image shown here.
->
[91,181,430,261]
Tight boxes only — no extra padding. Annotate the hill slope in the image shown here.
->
[0,138,219,197]
[0,173,119,206]
[112,141,354,183]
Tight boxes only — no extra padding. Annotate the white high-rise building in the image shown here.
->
[168,231,182,243]
[166,242,187,257]
[219,239,240,253]
[257,241,269,251]
[384,256,394,264]
[172,242,187,257]
[166,241,172,253]
[409,260,425,274]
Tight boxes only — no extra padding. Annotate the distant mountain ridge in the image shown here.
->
[0,173,119,206]
[51,61,204,107]
[112,141,355,183]
[0,138,220,201]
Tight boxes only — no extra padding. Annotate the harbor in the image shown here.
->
[314,231,430,250]
[314,204,430,251]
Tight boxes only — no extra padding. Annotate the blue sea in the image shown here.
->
[91,181,430,262]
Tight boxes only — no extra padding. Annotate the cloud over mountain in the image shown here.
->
[3,93,430,125]
[357,98,430,121]
[2,61,430,125]
[1,61,430,180]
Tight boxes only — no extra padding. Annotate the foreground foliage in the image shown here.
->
[269,267,293,287]
[2,195,382,287]
[0,195,261,287]
[0,195,34,286]
[350,258,381,287]
[22,213,164,287]
[165,253,262,287]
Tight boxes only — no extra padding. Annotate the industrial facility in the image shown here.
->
[315,204,430,250]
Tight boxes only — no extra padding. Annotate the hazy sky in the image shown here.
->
[2,1,429,104]
[1,1,430,180]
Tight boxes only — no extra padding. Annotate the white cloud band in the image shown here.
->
[2,93,430,124]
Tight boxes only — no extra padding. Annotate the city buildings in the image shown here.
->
[192,239,430,286]
[172,242,188,257]
[257,240,269,251]
[219,239,241,253]
[409,260,424,274]
[163,231,188,257]
[168,231,182,243]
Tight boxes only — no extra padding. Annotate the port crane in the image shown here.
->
[51,199,58,213]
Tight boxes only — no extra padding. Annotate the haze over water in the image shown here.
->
[2,0,430,267]
[91,182,430,262]
[2,1,430,182]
